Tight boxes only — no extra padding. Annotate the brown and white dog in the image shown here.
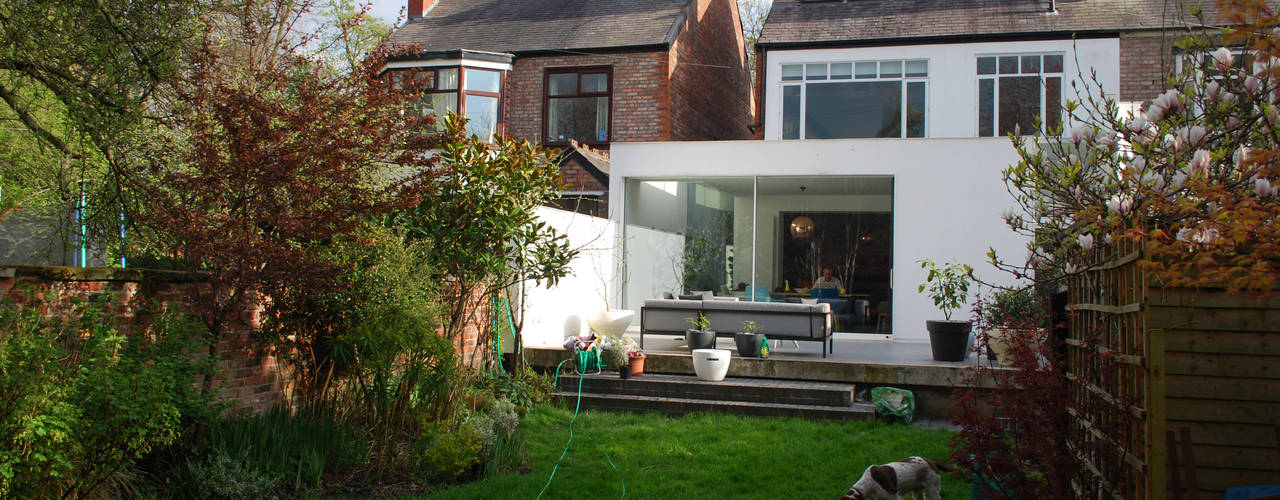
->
[837,456,949,500]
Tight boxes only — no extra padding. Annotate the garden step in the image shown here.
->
[551,391,876,420]
[556,372,855,407]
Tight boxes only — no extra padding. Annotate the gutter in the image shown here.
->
[757,30,1123,51]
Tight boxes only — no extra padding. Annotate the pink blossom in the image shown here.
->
[1127,113,1147,132]
[1227,116,1242,129]
[1246,75,1261,94]
[1153,89,1182,112]
[1213,47,1234,71]
[1077,233,1095,251]
[1234,146,1250,168]
[1145,104,1166,123]
[1180,125,1207,147]
[1190,149,1212,176]
[1206,81,1221,101]
[1193,227,1220,245]
[1107,194,1133,215]
[1104,233,1114,245]
[1070,124,1093,145]
[1171,171,1188,189]
[1256,178,1278,198]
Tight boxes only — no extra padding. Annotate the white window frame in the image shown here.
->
[975,53,1065,137]
[780,59,929,140]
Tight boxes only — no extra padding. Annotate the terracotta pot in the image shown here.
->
[628,356,646,376]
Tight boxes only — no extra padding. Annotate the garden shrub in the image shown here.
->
[183,449,281,499]
[416,421,485,484]
[0,296,211,499]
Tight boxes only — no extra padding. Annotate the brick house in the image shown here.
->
[384,0,755,216]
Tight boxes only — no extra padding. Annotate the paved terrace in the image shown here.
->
[524,329,1003,420]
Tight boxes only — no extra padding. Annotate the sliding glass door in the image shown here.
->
[624,175,893,334]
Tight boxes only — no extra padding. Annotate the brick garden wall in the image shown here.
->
[1,265,491,412]
[668,0,754,141]
[0,265,290,413]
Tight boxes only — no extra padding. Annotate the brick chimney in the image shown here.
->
[407,0,437,18]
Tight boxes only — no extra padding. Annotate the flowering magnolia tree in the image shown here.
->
[994,0,1279,292]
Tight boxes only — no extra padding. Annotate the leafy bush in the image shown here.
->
[0,295,211,499]
[471,368,552,412]
[183,449,280,499]
[980,287,1048,329]
[416,422,485,484]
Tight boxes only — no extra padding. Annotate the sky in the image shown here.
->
[367,0,407,28]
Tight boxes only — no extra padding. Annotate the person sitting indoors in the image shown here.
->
[814,267,843,290]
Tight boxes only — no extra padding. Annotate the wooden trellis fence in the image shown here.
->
[1065,239,1166,499]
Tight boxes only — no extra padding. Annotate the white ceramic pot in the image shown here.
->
[692,348,731,381]
[585,309,635,337]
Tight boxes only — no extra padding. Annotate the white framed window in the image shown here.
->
[781,59,928,140]
[977,54,1063,136]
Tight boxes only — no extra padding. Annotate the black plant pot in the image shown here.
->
[619,365,632,379]
[926,320,973,362]
[686,328,717,351]
[734,332,763,357]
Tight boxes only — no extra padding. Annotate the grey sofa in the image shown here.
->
[640,298,833,357]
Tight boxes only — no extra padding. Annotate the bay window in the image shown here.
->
[386,66,504,140]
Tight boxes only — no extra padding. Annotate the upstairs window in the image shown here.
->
[386,66,504,140]
[463,68,501,140]
[977,54,1063,136]
[545,68,611,145]
[781,59,928,140]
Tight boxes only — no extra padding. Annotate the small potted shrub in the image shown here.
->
[918,259,974,361]
[734,320,765,357]
[600,336,632,378]
[685,313,716,351]
[982,287,1049,366]
[627,342,647,376]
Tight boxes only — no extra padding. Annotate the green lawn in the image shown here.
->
[418,404,968,499]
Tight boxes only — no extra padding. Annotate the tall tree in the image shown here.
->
[133,0,439,390]
[0,0,201,238]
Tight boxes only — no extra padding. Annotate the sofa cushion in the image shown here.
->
[702,300,829,314]
[678,294,703,301]
[643,298,702,310]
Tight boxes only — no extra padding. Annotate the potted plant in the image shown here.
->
[600,336,632,378]
[685,313,716,351]
[627,342,647,376]
[982,287,1049,366]
[734,320,765,357]
[918,259,974,361]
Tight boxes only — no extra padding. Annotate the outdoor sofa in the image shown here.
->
[639,298,833,357]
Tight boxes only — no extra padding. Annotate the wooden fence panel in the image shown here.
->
[1069,246,1280,499]
[1066,238,1162,499]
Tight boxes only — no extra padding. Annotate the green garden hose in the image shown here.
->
[536,359,626,499]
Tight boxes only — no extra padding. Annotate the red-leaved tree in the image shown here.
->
[132,0,440,391]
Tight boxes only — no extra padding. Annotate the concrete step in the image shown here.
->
[556,372,855,407]
[551,391,875,420]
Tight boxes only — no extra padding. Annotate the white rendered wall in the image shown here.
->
[519,207,618,347]
[609,138,1030,343]
[762,38,1122,140]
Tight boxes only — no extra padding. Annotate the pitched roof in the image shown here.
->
[558,141,611,185]
[759,0,1239,48]
[387,0,691,55]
